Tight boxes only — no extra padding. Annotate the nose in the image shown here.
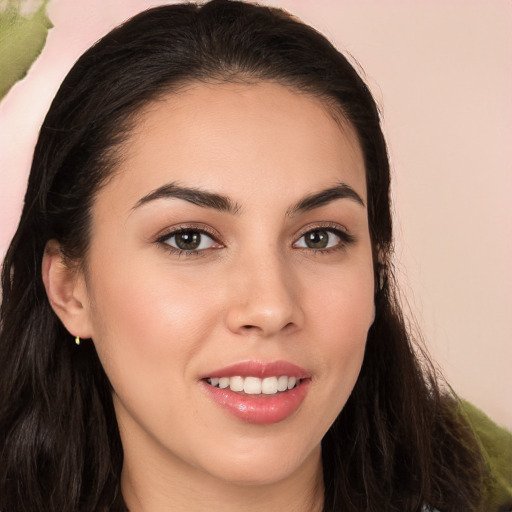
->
[225,251,303,338]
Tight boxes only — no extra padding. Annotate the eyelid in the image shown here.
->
[295,222,352,240]
[293,222,355,250]
[155,223,220,240]
[155,223,224,251]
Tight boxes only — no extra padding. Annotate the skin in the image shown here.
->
[43,82,375,511]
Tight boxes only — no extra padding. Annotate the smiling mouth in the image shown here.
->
[205,375,302,395]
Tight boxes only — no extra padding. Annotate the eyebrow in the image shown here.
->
[133,182,242,214]
[132,181,364,215]
[286,183,365,215]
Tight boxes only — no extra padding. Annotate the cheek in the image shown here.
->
[86,253,222,391]
[302,258,374,404]
[305,257,375,340]
[85,259,228,453]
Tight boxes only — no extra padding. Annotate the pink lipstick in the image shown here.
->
[200,361,311,424]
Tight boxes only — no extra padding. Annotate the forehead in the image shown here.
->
[100,81,366,212]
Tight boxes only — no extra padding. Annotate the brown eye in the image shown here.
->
[303,230,329,249]
[162,230,217,252]
[175,231,201,250]
[293,227,351,251]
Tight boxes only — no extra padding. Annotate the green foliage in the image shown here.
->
[0,0,52,99]
[461,400,512,511]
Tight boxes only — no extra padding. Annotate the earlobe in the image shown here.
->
[42,239,94,339]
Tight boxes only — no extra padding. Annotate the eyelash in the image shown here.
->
[294,224,355,255]
[156,225,222,257]
[155,224,355,256]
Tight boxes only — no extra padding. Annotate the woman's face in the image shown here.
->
[78,82,374,487]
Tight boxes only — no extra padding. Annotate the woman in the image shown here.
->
[0,1,496,511]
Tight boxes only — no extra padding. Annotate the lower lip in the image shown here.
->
[202,380,310,425]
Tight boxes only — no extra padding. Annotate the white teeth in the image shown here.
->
[229,376,244,392]
[207,375,301,395]
[218,377,230,389]
[277,375,288,392]
[261,376,278,395]
[244,377,261,394]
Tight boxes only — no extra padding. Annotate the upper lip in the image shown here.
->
[200,360,310,380]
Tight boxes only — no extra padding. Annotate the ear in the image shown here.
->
[42,239,94,339]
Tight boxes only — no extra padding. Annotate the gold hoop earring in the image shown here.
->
[75,336,81,346]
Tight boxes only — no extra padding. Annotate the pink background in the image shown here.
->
[1,0,511,429]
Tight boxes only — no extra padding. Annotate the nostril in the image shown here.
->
[227,300,302,337]
[282,322,296,333]
[241,322,295,334]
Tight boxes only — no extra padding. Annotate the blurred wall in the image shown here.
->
[1,0,510,429]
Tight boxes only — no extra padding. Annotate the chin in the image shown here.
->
[195,440,322,488]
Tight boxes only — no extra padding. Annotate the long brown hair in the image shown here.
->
[0,1,484,510]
